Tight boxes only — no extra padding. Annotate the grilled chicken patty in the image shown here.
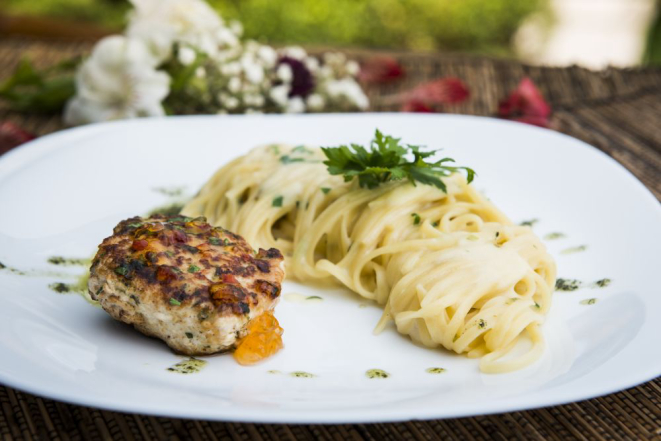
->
[89,214,284,355]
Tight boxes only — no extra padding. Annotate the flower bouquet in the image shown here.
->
[0,0,369,126]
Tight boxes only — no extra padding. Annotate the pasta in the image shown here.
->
[182,145,556,373]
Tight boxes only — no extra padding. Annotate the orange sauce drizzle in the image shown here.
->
[233,312,284,365]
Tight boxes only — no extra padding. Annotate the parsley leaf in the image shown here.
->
[272,196,283,207]
[321,129,475,191]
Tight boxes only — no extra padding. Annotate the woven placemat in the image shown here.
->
[0,37,660,441]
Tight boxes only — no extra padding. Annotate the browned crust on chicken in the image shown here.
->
[88,214,284,355]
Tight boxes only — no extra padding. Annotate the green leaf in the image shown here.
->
[321,129,475,191]
[272,196,283,207]
[169,47,207,93]
[170,298,182,306]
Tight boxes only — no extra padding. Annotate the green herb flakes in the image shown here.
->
[520,219,538,227]
[114,265,129,277]
[188,264,200,273]
[366,369,390,379]
[561,245,588,255]
[272,196,284,207]
[280,155,305,164]
[321,187,331,194]
[580,298,598,305]
[555,278,582,292]
[167,358,206,374]
[543,232,565,240]
[593,278,611,288]
[185,332,194,339]
[426,367,446,374]
[411,213,421,225]
[290,371,315,378]
[169,298,182,306]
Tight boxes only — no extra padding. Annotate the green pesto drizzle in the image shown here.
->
[592,278,612,288]
[561,245,588,255]
[48,272,99,307]
[290,371,315,378]
[426,367,446,374]
[366,369,390,379]
[555,278,582,291]
[543,232,566,240]
[520,219,539,227]
[151,186,186,197]
[47,256,90,266]
[167,358,207,374]
[148,202,184,217]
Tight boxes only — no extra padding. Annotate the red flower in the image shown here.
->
[498,78,551,127]
[359,56,405,84]
[0,121,34,155]
[401,100,433,113]
[401,78,470,112]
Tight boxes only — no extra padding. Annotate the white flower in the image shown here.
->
[346,60,360,76]
[303,57,319,72]
[228,77,242,93]
[285,97,305,113]
[216,28,239,47]
[269,85,290,106]
[324,78,369,110]
[257,45,277,67]
[276,64,293,83]
[281,46,307,60]
[178,46,196,65]
[319,65,334,79]
[242,58,265,84]
[229,20,243,37]
[224,96,239,109]
[220,62,241,76]
[64,36,170,125]
[127,0,229,62]
[244,94,265,107]
[306,93,325,111]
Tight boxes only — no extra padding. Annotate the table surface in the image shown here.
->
[0,36,660,441]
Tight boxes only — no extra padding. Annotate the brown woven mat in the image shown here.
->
[0,37,660,441]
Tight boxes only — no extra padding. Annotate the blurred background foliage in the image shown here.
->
[2,0,544,55]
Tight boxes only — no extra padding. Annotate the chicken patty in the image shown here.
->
[89,214,284,355]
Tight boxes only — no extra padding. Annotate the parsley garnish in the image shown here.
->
[411,213,421,225]
[188,264,200,273]
[208,237,222,245]
[169,298,181,306]
[272,196,283,207]
[321,187,331,194]
[321,129,475,191]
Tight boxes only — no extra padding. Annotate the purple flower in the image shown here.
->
[277,56,314,98]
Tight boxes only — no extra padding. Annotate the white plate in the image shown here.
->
[0,114,659,423]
